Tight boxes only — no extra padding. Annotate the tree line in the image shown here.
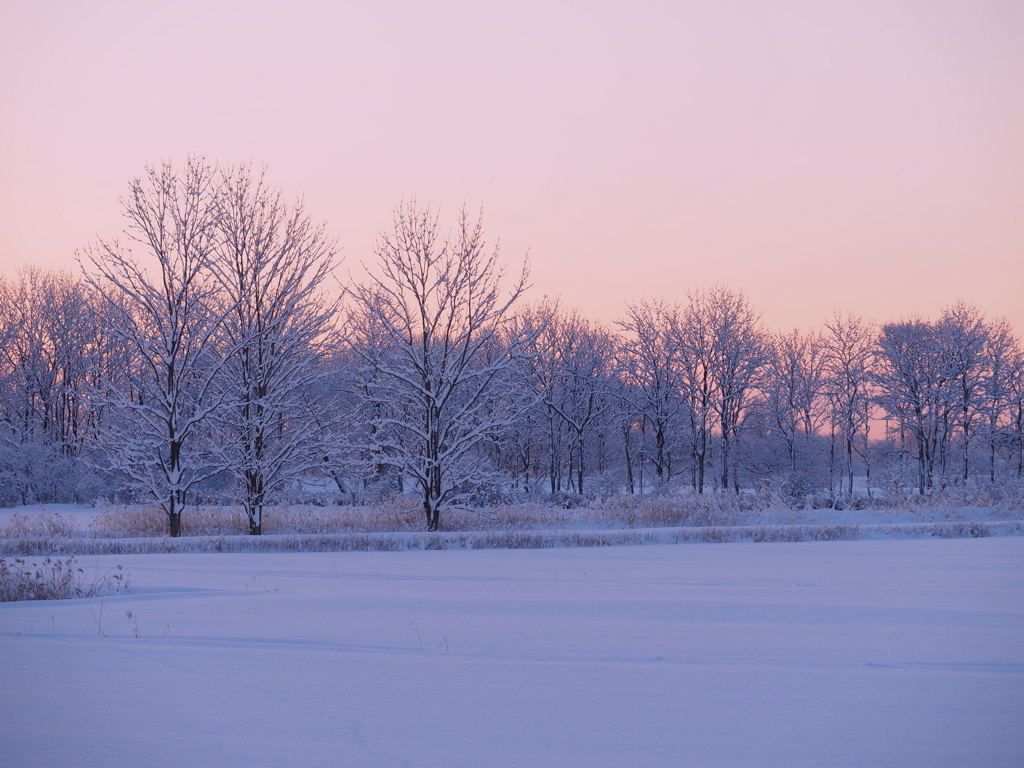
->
[2,159,1022,534]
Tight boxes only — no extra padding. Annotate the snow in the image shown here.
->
[0,502,104,526]
[2,538,1022,767]
[2,498,1021,543]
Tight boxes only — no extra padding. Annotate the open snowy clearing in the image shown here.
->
[2,538,1022,767]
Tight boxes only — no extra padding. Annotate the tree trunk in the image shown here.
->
[249,504,263,535]
[424,497,440,532]
[919,443,927,495]
[623,423,635,494]
[424,499,434,531]
[847,437,854,495]
[655,425,666,480]
[829,426,836,494]
[549,416,558,494]
[721,432,730,491]
[577,441,585,495]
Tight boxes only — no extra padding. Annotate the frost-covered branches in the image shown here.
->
[823,312,876,494]
[686,286,768,491]
[79,159,235,536]
[0,269,120,504]
[76,160,341,536]
[212,164,340,534]
[347,201,530,530]
[762,329,827,475]
[7,158,1024,520]
[617,300,683,487]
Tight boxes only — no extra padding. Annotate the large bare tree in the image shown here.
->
[79,159,234,537]
[346,201,530,530]
[211,164,340,534]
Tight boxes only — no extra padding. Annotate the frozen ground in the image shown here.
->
[2,538,1022,767]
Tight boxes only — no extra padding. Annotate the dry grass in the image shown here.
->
[1,484,1020,557]
[89,505,248,537]
[874,480,1024,511]
[0,510,77,539]
[0,555,129,602]
[589,493,754,528]
[42,487,1024,542]
[86,501,587,537]
[11,520,1020,557]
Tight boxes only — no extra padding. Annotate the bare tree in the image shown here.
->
[823,311,875,495]
[346,201,530,531]
[616,300,682,487]
[79,159,234,537]
[519,300,570,493]
[501,303,553,493]
[606,366,642,493]
[875,319,955,494]
[762,329,827,474]
[937,302,988,482]
[673,299,716,492]
[0,269,91,452]
[343,294,408,496]
[0,268,116,504]
[1008,342,1024,478]
[211,164,340,534]
[544,310,615,495]
[687,286,767,491]
[979,318,1022,481]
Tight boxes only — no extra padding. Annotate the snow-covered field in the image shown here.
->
[2,538,1022,767]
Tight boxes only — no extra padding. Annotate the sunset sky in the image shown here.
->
[1,0,1021,333]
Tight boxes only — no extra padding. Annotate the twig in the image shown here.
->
[409,620,423,650]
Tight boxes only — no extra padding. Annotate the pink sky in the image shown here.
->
[1,0,1022,333]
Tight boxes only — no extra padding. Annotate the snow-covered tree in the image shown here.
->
[762,329,827,475]
[672,298,716,492]
[936,302,988,482]
[686,285,767,491]
[499,302,553,493]
[875,319,956,494]
[616,299,683,487]
[79,159,235,536]
[0,267,130,505]
[515,300,569,493]
[541,308,614,494]
[980,319,1024,480]
[346,201,530,530]
[823,311,875,494]
[212,164,340,534]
